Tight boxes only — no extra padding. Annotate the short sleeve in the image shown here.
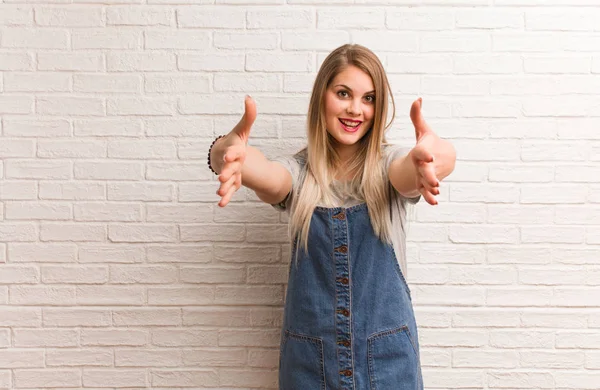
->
[384,143,421,205]
[270,155,301,212]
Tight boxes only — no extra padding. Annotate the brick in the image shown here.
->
[83,370,146,388]
[109,224,177,243]
[0,6,32,25]
[43,308,111,327]
[177,7,245,28]
[180,224,245,242]
[3,28,68,49]
[79,245,144,263]
[0,184,23,202]
[39,181,105,200]
[151,370,218,388]
[180,266,246,284]
[0,95,33,114]
[0,308,40,327]
[108,140,176,159]
[215,32,278,49]
[14,369,81,388]
[0,265,38,283]
[248,348,278,368]
[107,52,176,71]
[112,309,181,326]
[37,96,104,116]
[147,162,209,180]
[0,52,33,70]
[38,52,103,71]
[40,223,106,242]
[0,349,44,368]
[35,6,103,26]
[147,287,215,305]
[219,329,280,347]
[490,330,554,348]
[107,6,173,26]
[145,30,209,49]
[178,53,244,71]
[37,140,106,158]
[453,350,518,368]
[214,286,283,305]
[147,245,212,263]
[184,348,247,367]
[145,74,210,93]
[0,224,37,242]
[246,52,313,72]
[282,31,348,51]
[110,265,177,284]
[6,160,70,179]
[487,372,554,389]
[74,74,141,93]
[107,97,176,115]
[3,119,70,137]
[115,349,181,367]
[41,265,108,284]
[216,73,285,92]
[5,72,70,92]
[76,286,145,305]
[108,182,173,201]
[73,28,142,49]
[81,329,148,347]
[220,369,277,388]
[46,349,113,367]
[0,139,34,158]
[145,117,210,137]
[152,328,218,347]
[487,287,552,307]
[75,161,143,180]
[13,329,78,347]
[249,8,313,29]
[9,243,76,263]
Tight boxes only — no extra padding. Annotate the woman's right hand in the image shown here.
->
[213,96,256,207]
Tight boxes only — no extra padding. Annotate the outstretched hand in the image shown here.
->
[216,96,256,207]
[409,98,440,206]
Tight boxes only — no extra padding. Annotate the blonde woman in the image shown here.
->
[208,44,456,390]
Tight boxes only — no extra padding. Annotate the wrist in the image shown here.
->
[208,135,226,175]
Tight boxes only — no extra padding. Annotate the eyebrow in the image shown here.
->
[334,84,375,95]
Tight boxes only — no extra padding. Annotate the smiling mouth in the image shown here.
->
[339,118,362,132]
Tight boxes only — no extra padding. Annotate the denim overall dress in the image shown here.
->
[279,202,423,390]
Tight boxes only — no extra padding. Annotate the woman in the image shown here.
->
[208,44,456,390]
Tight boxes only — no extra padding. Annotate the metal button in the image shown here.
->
[333,212,346,220]
[340,370,353,377]
[337,308,349,317]
[335,245,348,253]
[337,339,350,347]
[337,277,349,285]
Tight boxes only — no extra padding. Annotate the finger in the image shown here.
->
[410,97,432,141]
[217,174,237,197]
[218,183,238,208]
[419,162,439,188]
[223,144,246,164]
[411,147,434,164]
[232,95,257,143]
[219,161,242,181]
[419,186,438,206]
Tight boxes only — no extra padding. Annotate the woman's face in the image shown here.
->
[324,65,376,155]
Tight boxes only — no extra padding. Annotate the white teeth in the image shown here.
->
[340,119,360,127]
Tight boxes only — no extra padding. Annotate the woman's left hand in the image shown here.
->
[409,98,441,206]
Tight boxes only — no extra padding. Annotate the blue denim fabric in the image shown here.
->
[279,203,423,390]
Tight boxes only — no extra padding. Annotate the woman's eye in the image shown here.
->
[365,95,375,103]
[337,91,349,98]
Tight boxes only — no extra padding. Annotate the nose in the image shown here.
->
[346,99,361,116]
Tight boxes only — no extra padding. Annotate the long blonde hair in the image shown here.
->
[290,44,396,253]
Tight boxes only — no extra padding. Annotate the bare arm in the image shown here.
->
[210,140,292,205]
[209,96,292,207]
[388,98,457,205]
[389,138,456,200]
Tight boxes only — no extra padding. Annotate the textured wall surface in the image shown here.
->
[1,0,599,389]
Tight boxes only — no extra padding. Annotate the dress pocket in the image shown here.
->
[367,326,422,390]
[279,330,325,390]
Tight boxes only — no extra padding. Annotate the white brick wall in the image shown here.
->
[0,1,599,389]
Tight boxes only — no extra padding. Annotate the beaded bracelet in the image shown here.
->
[207,135,226,175]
